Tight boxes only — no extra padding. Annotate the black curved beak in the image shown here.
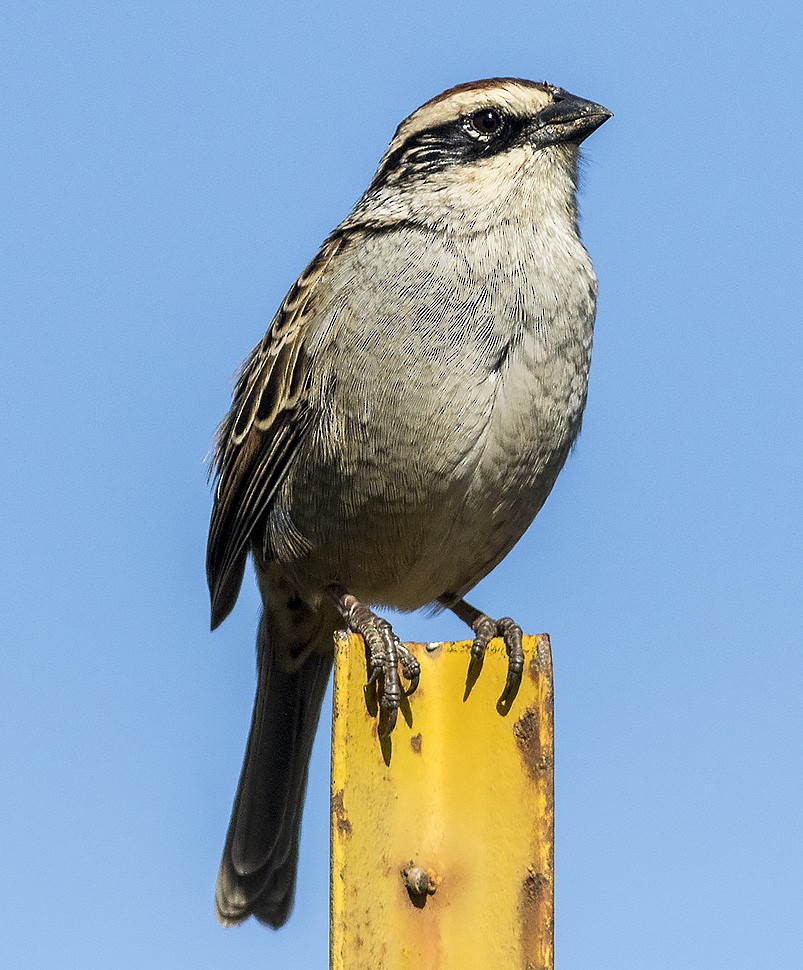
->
[531,90,612,146]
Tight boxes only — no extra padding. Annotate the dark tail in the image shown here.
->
[215,605,334,928]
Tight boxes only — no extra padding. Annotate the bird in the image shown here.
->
[207,77,610,928]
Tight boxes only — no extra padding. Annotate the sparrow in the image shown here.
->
[207,77,610,927]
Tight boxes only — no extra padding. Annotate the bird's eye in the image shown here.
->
[469,108,503,137]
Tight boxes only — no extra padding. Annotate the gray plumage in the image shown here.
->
[207,77,610,928]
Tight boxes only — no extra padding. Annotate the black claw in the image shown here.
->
[500,667,523,704]
[378,705,398,738]
[467,623,490,693]
[498,616,524,704]
[404,671,420,696]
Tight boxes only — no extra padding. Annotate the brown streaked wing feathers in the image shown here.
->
[206,233,349,629]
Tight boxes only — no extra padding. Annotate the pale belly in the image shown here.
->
[272,348,585,611]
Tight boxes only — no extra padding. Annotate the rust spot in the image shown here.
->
[533,633,553,679]
[520,866,553,970]
[513,707,553,783]
[521,868,548,903]
[410,732,422,754]
[331,789,352,837]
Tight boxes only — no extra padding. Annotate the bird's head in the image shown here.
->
[349,78,611,234]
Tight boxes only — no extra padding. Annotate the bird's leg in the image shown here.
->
[442,596,524,704]
[327,585,418,734]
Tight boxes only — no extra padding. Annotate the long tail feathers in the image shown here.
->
[215,611,334,928]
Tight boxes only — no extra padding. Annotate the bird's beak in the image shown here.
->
[531,91,612,146]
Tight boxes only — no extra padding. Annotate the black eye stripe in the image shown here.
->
[369,112,527,189]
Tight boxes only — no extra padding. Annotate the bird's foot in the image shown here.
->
[468,614,524,704]
[327,585,419,735]
[443,597,524,705]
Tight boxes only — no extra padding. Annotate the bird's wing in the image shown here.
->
[206,232,350,629]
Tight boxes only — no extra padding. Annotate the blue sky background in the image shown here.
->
[2,2,801,967]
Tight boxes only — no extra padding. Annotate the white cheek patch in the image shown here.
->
[409,144,569,229]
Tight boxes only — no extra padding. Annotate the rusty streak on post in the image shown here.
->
[330,634,554,970]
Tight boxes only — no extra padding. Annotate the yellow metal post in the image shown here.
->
[330,634,554,970]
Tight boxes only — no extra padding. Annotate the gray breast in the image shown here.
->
[273,218,597,608]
